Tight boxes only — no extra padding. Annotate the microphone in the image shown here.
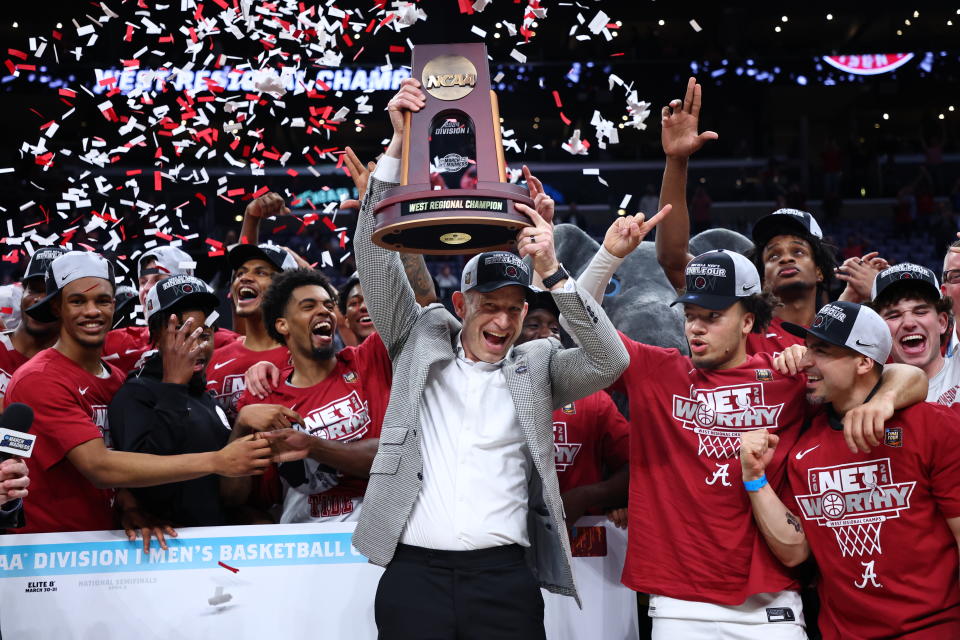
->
[0,403,36,460]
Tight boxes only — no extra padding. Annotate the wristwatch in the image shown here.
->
[542,264,569,289]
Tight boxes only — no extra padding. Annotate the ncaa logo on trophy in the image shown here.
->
[372,43,534,254]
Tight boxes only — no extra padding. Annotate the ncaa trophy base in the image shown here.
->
[372,184,534,255]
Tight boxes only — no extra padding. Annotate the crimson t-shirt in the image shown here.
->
[553,391,629,497]
[788,403,960,639]
[207,339,290,420]
[745,316,805,357]
[237,333,392,522]
[104,326,240,374]
[615,332,809,605]
[6,348,125,533]
[0,332,29,401]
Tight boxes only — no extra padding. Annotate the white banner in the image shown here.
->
[0,518,636,639]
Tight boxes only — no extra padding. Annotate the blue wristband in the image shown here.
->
[744,475,768,492]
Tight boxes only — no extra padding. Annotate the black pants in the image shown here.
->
[375,543,546,640]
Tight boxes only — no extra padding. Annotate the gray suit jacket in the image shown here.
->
[352,176,629,603]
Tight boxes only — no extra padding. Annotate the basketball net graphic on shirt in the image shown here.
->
[795,458,915,557]
[552,421,582,471]
[672,382,784,459]
[291,390,371,496]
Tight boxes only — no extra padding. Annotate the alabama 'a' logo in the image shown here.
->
[552,421,581,471]
[794,458,915,557]
[672,382,784,459]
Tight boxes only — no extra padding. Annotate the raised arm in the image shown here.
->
[739,429,810,567]
[656,77,718,291]
[352,78,429,354]
[343,147,438,307]
[239,191,290,245]
[517,209,630,403]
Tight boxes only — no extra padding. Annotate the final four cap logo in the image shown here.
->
[783,301,893,365]
[672,249,761,310]
[871,262,940,303]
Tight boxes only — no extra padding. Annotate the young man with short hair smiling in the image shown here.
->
[872,263,958,407]
[740,301,960,639]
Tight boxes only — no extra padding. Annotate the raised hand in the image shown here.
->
[516,207,560,282]
[739,429,778,481]
[343,146,378,204]
[522,165,554,225]
[387,78,426,138]
[602,205,673,259]
[245,191,290,219]
[836,252,889,303]
[661,77,719,159]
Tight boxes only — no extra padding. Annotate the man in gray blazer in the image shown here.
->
[351,78,629,640]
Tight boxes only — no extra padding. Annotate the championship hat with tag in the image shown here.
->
[461,252,534,295]
[22,247,68,283]
[783,301,892,365]
[871,262,941,304]
[671,249,761,310]
[143,274,220,322]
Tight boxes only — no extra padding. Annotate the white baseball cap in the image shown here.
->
[139,246,194,278]
[27,251,116,323]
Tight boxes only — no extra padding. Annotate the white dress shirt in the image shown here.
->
[401,335,532,550]
[374,155,536,550]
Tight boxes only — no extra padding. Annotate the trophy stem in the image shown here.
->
[401,111,412,186]
[489,90,508,183]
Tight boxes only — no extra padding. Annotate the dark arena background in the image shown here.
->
[0,1,957,301]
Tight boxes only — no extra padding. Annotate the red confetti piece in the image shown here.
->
[389,45,405,53]
[252,186,269,198]
[342,33,353,47]
[154,171,162,191]
[205,238,224,248]
[286,168,299,177]
[124,25,134,41]
[58,88,76,98]
[610,53,624,57]
[339,231,346,248]
[7,49,27,60]
[552,90,562,108]
[457,0,474,14]
[126,169,142,176]
[227,188,245,197]
[99,76,118,87]
[322,217,337,231]
[559,111,571,126]
[0,307,13,314]
[195,192,207,206]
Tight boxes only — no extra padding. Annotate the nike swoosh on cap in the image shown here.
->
[855,339,876,347]
[795,444,820,460]
[742,284,756,291]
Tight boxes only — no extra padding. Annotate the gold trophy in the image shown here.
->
[372,43,534,254]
